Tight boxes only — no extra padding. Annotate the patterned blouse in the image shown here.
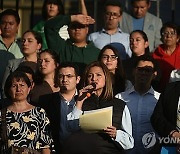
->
[0,107,54,151]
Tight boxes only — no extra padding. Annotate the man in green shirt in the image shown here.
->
[44,14,100,75]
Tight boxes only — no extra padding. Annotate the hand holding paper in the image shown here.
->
[80,106,112,132]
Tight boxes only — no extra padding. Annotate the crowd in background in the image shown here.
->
[0,0,180,154]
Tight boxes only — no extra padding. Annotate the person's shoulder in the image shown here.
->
[34,20,45,26]
[8,58,22,63]
[39,92,60,101]
[119,30,130,37]
[87,41,100,50]
[113,97,126,105]
[166,81,180,90]
[122,11,132,18]
[146,12,162,21]
[89,31,102,37]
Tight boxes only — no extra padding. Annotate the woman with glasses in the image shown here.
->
[30,49,60,104]
[152,22,180,92]
[98,44,131,95]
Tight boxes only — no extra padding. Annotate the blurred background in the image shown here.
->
[1,0,179,37]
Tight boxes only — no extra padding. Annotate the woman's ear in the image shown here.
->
[144,41,149,49]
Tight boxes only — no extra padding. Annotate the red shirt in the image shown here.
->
[152,44,180,91]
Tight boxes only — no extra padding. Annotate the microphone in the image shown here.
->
[77,83,96,101]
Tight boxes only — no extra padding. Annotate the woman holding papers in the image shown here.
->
[74,61,134,154]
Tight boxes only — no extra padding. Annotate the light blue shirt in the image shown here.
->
[0,35,23,59]
[115,86,160,154]
[132,17,144,31]
[59,92,79,141]
[88,28,132,57]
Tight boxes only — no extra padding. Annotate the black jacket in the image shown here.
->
[38,92,61,154]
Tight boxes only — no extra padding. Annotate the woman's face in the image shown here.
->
[22,32,41,56]
[39,52,57,76]
[9,78,30,102]
[162,27,179,47]
[87,66,105,93]
[46,3,59,19]
[130,32,149,56]
[101,49,118,74]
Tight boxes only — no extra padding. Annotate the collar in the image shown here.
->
[0,35,19,44]
[100,27,122,34]
[60,89,78,105]
[127,86,155,95]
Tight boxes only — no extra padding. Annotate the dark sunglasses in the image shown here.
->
[69,23,87,29]
[136,66,154,73]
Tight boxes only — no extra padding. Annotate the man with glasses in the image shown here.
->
[37,62,81,153]
[119,0,162,52]
[44,13,100,76]
[88,0,132,58]
[115,55,160,154]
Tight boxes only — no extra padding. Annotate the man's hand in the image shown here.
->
[71,14,95,25]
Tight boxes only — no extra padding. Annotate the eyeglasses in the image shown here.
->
[105,12,120,19]
[59,74,76,79]
[136,66,154,73]
[162,31,177,37]
[102,55,118,61]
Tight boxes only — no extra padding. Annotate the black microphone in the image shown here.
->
[77,83,96,101]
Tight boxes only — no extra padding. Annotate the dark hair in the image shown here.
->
[42,0,65,20]
[98,44,126,94]
[16,66,35,82]
[82,61,113,100]
[39,49,60,65]
[134,54,158,72]
[4,71,31,99]
[55,62,80,88]
[104,0,123,15]
[160,22,180,37]
[130,30,150,56]
[0,9,20,24]
[58,62,79,77]
[131,0,150,4]
[23,30,43,48]
[36,49,59,85]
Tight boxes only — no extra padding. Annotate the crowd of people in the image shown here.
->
[0,0,180,154]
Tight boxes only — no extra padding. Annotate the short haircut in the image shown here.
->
[0,9,20,24]
[134,55,158,72]
[131,0,150,4]
[104,0,123,15]
[42,0,65,20]
[58,62,79,77]
[4,71,31,99]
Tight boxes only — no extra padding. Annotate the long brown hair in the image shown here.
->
[82,61,113,100]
